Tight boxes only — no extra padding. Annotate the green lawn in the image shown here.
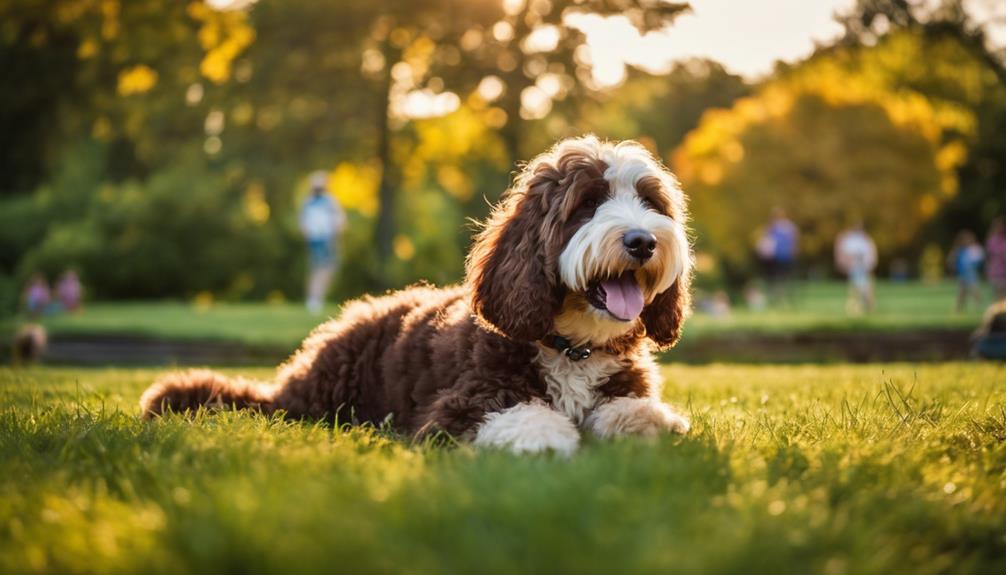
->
[1,282,987,350]
[684,280,985,338]
[2,363,1004,574]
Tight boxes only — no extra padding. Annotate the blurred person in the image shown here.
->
[23,274,50,317]
[56,269,83,312]
[709,290,731,318]
[744,281,767,311]
[695,289,731,318]
[299,171,346,314]
[888,258,910,282]
[834,222,877,315]
[12,324,47,365]
[763,207,799,306]
[986,218,1006,300]
[755,227,776,276]
[948,230,984,312]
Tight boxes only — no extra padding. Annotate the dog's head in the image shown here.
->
[466,135,692,349]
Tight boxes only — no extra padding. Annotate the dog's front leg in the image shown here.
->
[422,389,580,455]
[473,400,580,456]
[585,397,690,439]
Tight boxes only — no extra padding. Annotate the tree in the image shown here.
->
[836,0,1006,246]
[673,58,962,275]
[335,0,690,286]
[576,59,749,161]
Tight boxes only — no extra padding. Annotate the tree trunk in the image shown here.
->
[374,39,396,288]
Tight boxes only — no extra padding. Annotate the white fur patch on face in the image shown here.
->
[558,141,690,300]
[474,401,580,456]
[585,397,690,439]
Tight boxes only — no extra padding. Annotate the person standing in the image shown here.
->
[56,269,83,312]
[834,222,878,315]
[23,274,51,317]
[299,171,346,314]
[986,217,1006,301]
[765,207,799,305]
[949,230,984,312]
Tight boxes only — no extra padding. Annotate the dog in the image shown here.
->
[140,135,693,455]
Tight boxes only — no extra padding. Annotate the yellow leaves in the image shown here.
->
[699,163,724,186]
[436,165,472,201]
[918,194,940,218]
[722,141,744,164]
[77,38,98,59]
[403,36,436,81]
[200,27,255,84]
[483,107,508,129]
[393,235,416,261]
[192,290,214,312]
[936,141,968,196]
[412,106,509,169]
[117,65,157,96]
[92,117,112,141]
[54,1,91,25]
[671,29,986,270]
[328,163,380,217]
[243,182,270,224]
[693,252,717,275]
[188,2,256,84]
[100,0,120,40]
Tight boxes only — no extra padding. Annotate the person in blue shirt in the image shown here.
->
[299,171,346,314]
[762,207,799,306]
[949,230,985,312]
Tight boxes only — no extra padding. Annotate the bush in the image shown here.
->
[16,151,305,300]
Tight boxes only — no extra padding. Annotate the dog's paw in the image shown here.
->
[474,402,580,456]
[586,397,690,439]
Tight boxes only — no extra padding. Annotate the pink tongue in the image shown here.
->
[600,273,645,321]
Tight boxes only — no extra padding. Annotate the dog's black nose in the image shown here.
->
[623,229,656,261]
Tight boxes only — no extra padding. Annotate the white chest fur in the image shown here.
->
[536,347,625,424]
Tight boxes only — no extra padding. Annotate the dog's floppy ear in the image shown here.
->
[466,165,563,341]
[641,274,691,350]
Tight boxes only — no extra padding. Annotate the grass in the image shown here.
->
[1,282,987,349]
[684,280,985,339]
[2,363,1005,574]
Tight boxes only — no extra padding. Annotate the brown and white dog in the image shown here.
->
[140,135,693,455]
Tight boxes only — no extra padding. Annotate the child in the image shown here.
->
[949,231,984,312]
[23,274,50,317]
[56,269,83,312]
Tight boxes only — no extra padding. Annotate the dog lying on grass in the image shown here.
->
[141,135,693,455]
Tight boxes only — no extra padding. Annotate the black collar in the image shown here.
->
[541,334,592,361]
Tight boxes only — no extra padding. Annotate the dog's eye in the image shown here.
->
[583,198,598,210]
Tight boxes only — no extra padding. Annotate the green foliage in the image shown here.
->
[1,363,1005,573]
[679,92,945,269]
[673,29,1003,276]
[580,60,750,160]
[2,0,1003,301]
[17,150,302,299]
[830,1,1006,250]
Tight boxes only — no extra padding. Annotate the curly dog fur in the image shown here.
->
[141,135,693,454]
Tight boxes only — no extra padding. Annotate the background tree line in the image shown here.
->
[0,0,1003,311]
